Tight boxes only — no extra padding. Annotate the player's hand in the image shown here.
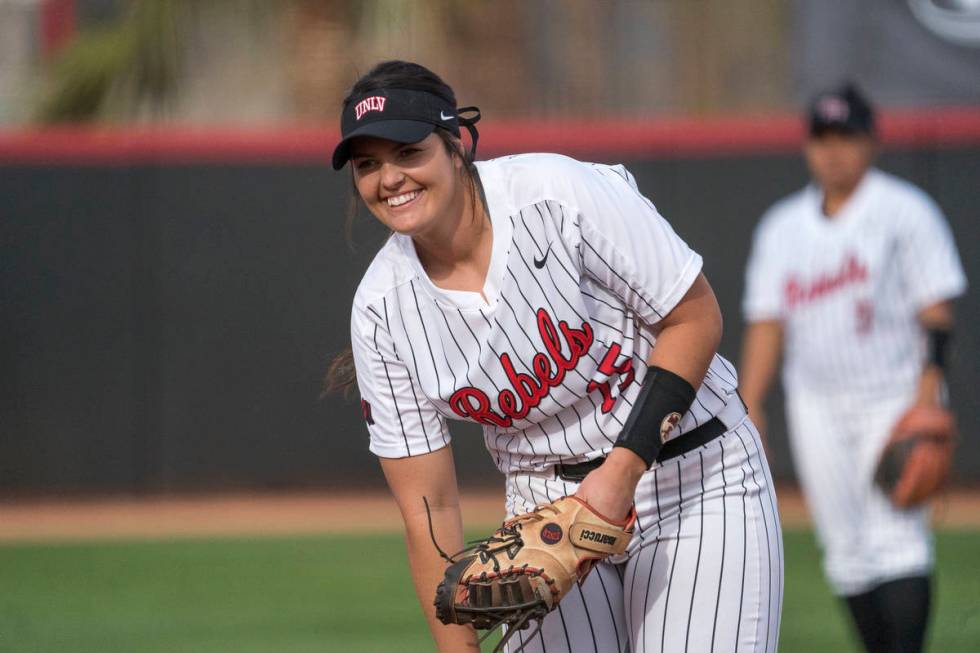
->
[575,448,646,520]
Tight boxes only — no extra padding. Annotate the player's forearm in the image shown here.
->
[737,320,783,409]
[402,508,480,651]
[915,366,946,407]
[591,275,722,501]
[379,450,479,651]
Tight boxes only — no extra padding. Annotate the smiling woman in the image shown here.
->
[348,134,466,240]
[325,60,783,653]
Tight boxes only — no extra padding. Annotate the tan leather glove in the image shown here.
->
[433,495,636,652]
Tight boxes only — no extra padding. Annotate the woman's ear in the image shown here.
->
[440,133,461,158]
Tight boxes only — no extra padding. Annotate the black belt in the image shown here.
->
[554,416,728,482]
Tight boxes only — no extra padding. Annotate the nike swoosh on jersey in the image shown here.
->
[533,244,552,269]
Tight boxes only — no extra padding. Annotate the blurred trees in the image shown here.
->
[36,0,181,122]
[29,0,793,125]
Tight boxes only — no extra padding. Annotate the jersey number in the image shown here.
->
[587,343,635,413]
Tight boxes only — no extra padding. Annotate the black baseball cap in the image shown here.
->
[807,83,876,137]
[332,88,478,170]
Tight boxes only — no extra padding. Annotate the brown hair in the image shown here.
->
[323,62,482,399]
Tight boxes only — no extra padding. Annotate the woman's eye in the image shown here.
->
[398,148,421,159]
[354,159,377,171]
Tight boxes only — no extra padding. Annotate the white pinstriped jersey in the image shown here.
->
[743,168,967,397]
[351,153,740,473]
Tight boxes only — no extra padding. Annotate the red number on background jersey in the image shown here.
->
[855,298,874,335]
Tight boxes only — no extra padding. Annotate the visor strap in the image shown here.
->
[457,106,481,160]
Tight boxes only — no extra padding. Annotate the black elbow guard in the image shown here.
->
[927,328,952,371]
[614,366,697,468]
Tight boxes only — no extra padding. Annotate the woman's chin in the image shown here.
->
[384,212,434,237]
[388,222,428,238]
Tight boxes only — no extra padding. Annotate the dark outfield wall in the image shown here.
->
[1,123,978,494]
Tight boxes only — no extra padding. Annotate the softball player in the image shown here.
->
[330,60,783,652]
[739,84,966,653]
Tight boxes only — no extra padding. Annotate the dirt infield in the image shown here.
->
[1,486,977,542]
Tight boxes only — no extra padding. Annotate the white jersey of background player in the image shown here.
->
[740,84,966,653]
[331,61,782,652]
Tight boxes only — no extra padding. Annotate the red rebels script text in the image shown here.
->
[784,254,868,309]
[449,308,634,427]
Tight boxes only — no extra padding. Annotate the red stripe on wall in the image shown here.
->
[1,107,979,165]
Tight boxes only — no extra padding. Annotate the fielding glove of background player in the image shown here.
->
[874,404,957,508]
[427,495,636,652]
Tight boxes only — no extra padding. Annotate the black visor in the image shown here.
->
[332,88,462,170]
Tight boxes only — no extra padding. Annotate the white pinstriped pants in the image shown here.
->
[785,389,933,596]
[503,417,784,652]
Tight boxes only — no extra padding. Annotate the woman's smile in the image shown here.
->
[385,189,424,209]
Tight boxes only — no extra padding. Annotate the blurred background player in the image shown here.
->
[738,83,967,653]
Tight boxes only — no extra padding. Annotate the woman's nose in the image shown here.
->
[380,162,405,189]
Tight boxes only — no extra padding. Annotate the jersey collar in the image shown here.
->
[808,168,881,228]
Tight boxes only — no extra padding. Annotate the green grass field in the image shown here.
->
[1,529,977,652]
